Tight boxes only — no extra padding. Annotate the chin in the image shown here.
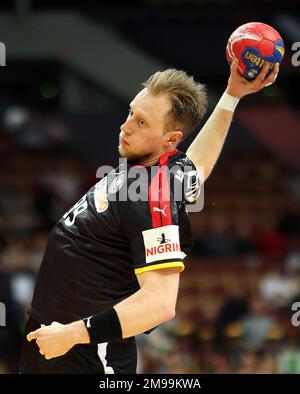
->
[118,146,131,159]
[118,145,129,157]
[118,146,150,164]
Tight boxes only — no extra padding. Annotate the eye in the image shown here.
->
[138,119,145,126]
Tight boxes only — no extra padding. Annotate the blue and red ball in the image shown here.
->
[226,22,285,80]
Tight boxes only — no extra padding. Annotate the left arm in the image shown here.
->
[186,105,234,181]
[27,268,180,359]
[186,60,279,180]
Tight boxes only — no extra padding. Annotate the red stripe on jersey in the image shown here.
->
[149,167,162,228]
[148,150,177,228]
[159,165,172,226]
[159,149,178,166]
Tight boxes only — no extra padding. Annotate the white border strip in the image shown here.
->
[97,343,115,374]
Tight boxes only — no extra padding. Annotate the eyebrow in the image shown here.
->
[129,103,150,124]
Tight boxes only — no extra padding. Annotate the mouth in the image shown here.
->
[120,137,129,146]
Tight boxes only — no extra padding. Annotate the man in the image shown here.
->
[20,60,278,374]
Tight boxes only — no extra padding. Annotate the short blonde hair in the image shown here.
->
[143,68,207,137]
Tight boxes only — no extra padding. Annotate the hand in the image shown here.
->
[226,59,279,99]
[27,321,77,360]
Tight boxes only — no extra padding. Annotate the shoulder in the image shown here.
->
[168,151,200,204]
[168,150,196,170]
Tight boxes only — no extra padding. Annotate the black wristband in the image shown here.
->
[83,307,122,344]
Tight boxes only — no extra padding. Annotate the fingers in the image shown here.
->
[28,322,56,342]
[39,347,53,360]
[37,339,51,359]
[28,324,57,360]
[27,329,39,342]
[258,62,279,86]
[264,63,279,86]
[255,61,270,84]
[37,338,53,360]
[27,324,47,342]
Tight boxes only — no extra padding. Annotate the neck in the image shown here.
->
[139,147,175,167]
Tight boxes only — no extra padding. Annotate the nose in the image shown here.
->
[120,117,134,136]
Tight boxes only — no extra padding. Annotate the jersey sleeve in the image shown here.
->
[118,166,186,275]
[171,156,201,205]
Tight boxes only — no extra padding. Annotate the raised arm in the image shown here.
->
[186,60,279,181]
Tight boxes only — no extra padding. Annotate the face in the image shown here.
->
[118,88,181,164]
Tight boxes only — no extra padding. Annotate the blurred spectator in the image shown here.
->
[235,350,257,373]
[10,271,36,320]
[215,287,249,348]
[0,270,23,372]
[255,227,287,261]
[193,233,237,257]
[40,161,82,204]
[239,297,277,351]
[285,250,300,274]
[259,262,299,308]
[277,335,300,374]
[14,112,70,150]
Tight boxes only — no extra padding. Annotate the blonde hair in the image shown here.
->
[143,68,207,137]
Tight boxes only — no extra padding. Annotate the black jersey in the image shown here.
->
[29,150,200,324]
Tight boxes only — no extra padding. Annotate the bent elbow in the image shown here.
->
[162,303,176,323]
[166,308,176,322]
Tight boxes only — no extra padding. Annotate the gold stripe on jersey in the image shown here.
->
[134,261,185,275]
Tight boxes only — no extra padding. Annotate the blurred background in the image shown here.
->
[0,0,300,374]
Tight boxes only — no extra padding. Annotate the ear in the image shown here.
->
[164,130,183,148]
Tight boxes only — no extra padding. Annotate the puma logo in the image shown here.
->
[152,205,168,217]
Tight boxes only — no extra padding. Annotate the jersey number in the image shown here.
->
[63,194,88,227]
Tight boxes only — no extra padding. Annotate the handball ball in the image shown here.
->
[226,22,285,80]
